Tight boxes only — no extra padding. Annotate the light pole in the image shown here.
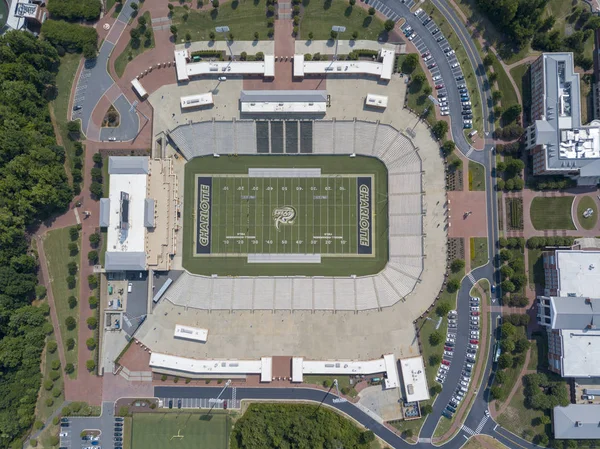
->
[205,379,231,417]
[331,25,346,61]
[215,26,233,60]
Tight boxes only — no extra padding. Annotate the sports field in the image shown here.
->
[194,174,374,257]
[183,155,389,276]
[131,413,230,449]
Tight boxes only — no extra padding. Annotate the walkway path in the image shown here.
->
[490,348,533,419]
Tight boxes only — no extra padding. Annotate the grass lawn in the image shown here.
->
[43,226,81,377]
[576,195,598,231]
[114,12,154,78]
[494,326,526,406]
[421,1,482,137]
[303,375,357,397]
[488,53,518,112]
[397,55,436,127]
[462,435,509,449]
[34,339,65,423]
[131,412,231,449]
[530,197,576,230]
[529,334,548,372]
[106,0,116,13]
[123,416,132,449]
[300,0,386,41]
[50,53,82,172]
[527,249,544,290]
[468,161,485,191]
[470,237,488,269]
[172,0,269,42]
[509,64,529,100]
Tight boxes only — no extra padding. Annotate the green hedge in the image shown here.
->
[48,0,101,21]
[42,20,98,56]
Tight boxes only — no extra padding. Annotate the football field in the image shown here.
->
[194,173,375,257]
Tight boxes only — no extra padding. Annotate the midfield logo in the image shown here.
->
[272,206,296,231]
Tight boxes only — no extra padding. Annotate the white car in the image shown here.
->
[460,381,468,387]
[408,33,416,41]
[471,296,479,301]
[414,8,423,15]
[451,62,460,68]
[444,351,453,357]
[438,96,447,102]
[462,376,471,382]
[466,363,474,369]
[454,396,463,403]
[440,364,449,371]
[440,107,449,112]
[485,410,490,417]
[440,111,449,116]
[464,120,473,124]
[432,75,442,81]
[470,306,479,311]
[447,334,456,340]
[439,102,448,107]
[449,310,457,315]
[469,344,479,349]
[423,55,432,62]
[446,50,455,57]
[462,101,472,106]
[448,319,456,324]
[108,137,117,141]
[447,337,455,343]
[436,376,445,383]
[60,432,68,437]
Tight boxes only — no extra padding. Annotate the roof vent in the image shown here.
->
[586,298,592,304]
[577,421,583,427]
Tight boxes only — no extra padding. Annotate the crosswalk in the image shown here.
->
[467,272,477,284]
[462,416,489,436]
[158,397,241,410]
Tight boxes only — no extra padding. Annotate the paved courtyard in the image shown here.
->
[133,73,448,361]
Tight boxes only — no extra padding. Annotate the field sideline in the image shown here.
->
[183,155,389,276]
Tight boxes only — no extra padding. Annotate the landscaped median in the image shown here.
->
[43,226,82,378]
[114,11,155,78]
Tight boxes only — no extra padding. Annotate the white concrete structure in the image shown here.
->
[180,93,214,109]
[366,93,389,109]
[174,324,208,342]
[561,330,600,377]
[174,49,275,82]
[131,78,148,99]
[291,354,399,389]
[294,49,395,81]
[149,352,273,382]
[554,250,600,298]
[399,356,430,402]
[240,90,327,114]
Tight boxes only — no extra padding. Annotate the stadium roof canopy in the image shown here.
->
[108,156,149,175]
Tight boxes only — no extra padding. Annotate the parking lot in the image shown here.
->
[58,403,123,449]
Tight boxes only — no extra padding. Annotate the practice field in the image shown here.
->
[131,413,230,449]
[183,155,389,276]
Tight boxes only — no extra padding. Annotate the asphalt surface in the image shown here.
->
[72,0,140,142]
[59,402,120,449]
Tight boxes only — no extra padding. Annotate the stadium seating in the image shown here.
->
[354,121,378,155]
[372,124,399,157]
[313,278,335,310]
[313,121,334,154]
[232,278,254,309]
[333,121,355,154]
[334,278,357,311]
[292,278,313,310]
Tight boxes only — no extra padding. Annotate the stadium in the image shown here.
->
[162,119,425,311]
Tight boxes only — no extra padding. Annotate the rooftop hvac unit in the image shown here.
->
[576,421,583,427]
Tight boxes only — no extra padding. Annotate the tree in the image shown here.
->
[488,71,498,83]
[384,19,395,31]
[423,85,432,95]
[209,31,216,40]
[515,337,530,353]
[47,340,58,353]
[430,384,442,395]
[168,3,174,11]
[90,182,103,198]
[67,261,78,275]
[308,31,314,40]
[498,353,512,369]
[502,104,522,124]
[447,278,461,293]
[89,296,98,308]
[441,140,455,157]
[87,316,98,329]
[492,90,502,104]
[69,226,79,240]
[420,404,433,416]
[368,6,375,15]
[429,354,441,366]
[88,250,99,264]
[65,316,76,330]
[52,387,62,398]
[501,280,515,292]
[495,370,507,384]
[170,25,178,36]
[490,386,502,399]
[43,379,54,391]
[68,295,77,309]
[89,233,100,247]
[429,331,442,346]
[130,27,140,40]
[361,431,375,444]
[436,301,452,317]
[137,15,146,27]
[66,338,75,350]
[86,359,96,371]
[351,31,358,40]
[49,436,60,447]
[50,370,60,381]
[240,51,247,61]
[403,428,414,438]
[51,359,61,370]
[401,53,419,73]
[86,338,96,350]
[483,53,494,67]
[349,0,355,5]
[451,259,465,273]
[432,121,449,140]
[254,31,259,40]
[500,339,515,353]
[330,30,338,39]
[65,363,75,374]
[212,0,219,7]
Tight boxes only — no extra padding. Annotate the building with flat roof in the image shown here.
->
[239,90,327,114]
[100,157,178,272]
[399,356,430,402]
[538,296,600,376]
[525,53,600,185]
[543,250,600,297]
[293,49,395,81]
[554,404,600,439]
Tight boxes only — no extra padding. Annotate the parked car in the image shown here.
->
[451,63,460,68]
[469,344,479,350]
[444,346,453,351]
[436,35,445,42]
[444,351,453,357]
[442,359,450,366]
[427,63,437,69]
[460,381,468,387]
[470,340,479,344]
[408,33,416,41]
[446,50,455,57]
[435,84,444,90]
[471,311,480,316]
[432,75,442,81]
[440,111,449,116]
[457,84,466,89]
[432,28,440,35]
[423,17,431,25]
[73,105,82,111]
[467,349,477,354]
[421,51,430,58]
[115,418,124,422]
[456,75,465,81]
[436,376,445,383]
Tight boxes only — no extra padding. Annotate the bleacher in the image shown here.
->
[164,119,425,311]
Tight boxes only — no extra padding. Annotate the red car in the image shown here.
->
[444,346,453,351]
[471,311,480,316]
[470,340,479,344]
[441,359,450,366]
[421,51,430,58]
[435,84,444,89]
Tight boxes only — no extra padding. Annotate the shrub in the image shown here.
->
[384,19,395,31]
[308,31,314,40]
[118,406,129,417]
[490,385,502,399]
[44,379,54,391]
[52,387,62,398]
[69,226,79,240]
[43,20,99,57]
[450,259,465,273]
[92,153,102,165]
[51,359,61,370]
[66,338,75,350]
[323,379,331,388]
[86,359,96,371]
[420,404,433,416]
[88,250,99,264]
[361,431,375,444]
[88,274,98,288]
[495,370,507,384]
[212,0,219,7]
[68,295,77,309]
[341,386,350,395]
[255,52,264,61]
[89,296,99,308]
[47,340,58,353]
[436,301,451,317]
[86,316,98,329]
[89,233,100,247]
[161,374,168,381]
[65,316,76,331]
[447,278,461,293]
[65,363,75,374]
[429,354,441,366]
[36,285,47,299]
[174,376,180,383]
[368,6,375,15]
[45,398,54,407]
[30,439,37,447]
[50,370,60,381]
[429,330,442,346]
[86,337,96,350]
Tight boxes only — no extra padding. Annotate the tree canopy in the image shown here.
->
[0,30,72,447]
[230,403,373,449]
[47,0,101,21]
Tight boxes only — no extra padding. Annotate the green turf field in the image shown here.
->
[195,174,372,256]
[183,155,389,276]
[131,413,230,449]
